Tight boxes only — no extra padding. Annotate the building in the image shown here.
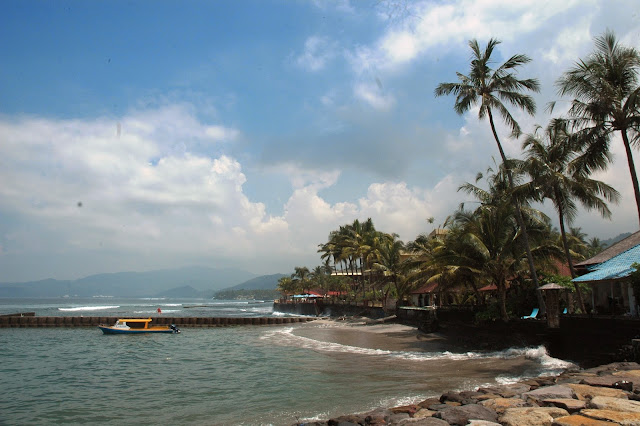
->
[573,231,640,315]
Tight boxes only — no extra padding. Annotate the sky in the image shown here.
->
[1,0,639,282]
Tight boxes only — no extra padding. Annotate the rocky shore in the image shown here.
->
[300,361,640,425]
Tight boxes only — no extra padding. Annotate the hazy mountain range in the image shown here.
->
[0,266,284,298]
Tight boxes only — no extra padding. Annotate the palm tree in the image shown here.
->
[434,38,544,307]
[291,266,311,294]
[555,30,640,226]
[371,233,405,308]
[519,118,620,312]
[457,170,562,321]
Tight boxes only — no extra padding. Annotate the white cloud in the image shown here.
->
[354,82,396,110]
[350,0,584,74]
[296,36,337,72]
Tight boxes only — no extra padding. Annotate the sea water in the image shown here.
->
[0,298,574,425]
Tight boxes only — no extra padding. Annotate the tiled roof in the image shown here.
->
[573,244,640,283]
[411,281,439,294]
[576,231,640,267]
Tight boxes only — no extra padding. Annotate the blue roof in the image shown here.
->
[573,244,640,283]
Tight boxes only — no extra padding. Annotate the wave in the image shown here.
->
[261,327,576,371]
[58,305,119,312]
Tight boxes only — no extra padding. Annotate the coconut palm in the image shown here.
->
[457,167,562,321]
[371,233,406,307]
[519,118,620,312]
[555,30,640,226]
[291,266,311,294]
[434,38,544,306]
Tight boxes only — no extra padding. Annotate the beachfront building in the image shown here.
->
[573,231,640,316]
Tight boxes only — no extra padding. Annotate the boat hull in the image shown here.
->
[98,326,178,334]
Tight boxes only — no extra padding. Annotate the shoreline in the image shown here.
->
[301,361,640,425]
[293,319,640,425]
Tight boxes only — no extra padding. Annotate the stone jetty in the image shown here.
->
[302,362,640,426]
[0,315,316,328]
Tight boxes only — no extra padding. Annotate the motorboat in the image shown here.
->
[98,318,180,334]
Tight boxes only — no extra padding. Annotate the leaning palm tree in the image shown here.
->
[519,118,620,312]
[554,30,640,226]
[434,38,544,308]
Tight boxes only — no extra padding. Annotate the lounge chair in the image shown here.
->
[521,308,539,319]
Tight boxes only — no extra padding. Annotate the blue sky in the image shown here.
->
[1,0,639,281]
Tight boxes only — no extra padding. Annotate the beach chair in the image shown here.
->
[521,308,539,319]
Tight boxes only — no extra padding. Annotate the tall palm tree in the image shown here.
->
[371,233,405,307]
[291,266,311,294]
[555,30,640,226]
[519,118,620,312]
[457,170,562,321]
[434,38,544,308]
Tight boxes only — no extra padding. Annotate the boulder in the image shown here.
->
[589,395,640,413]
[541,398,586,413]
[387,412,411,424]
[479,397,528,414]
[466,421,502,426]
[397,417,448,425]
[552,414,615,425]
[581,408,640,425]
[413,408,436,419]
[418,397,442,409]
[568,383,628,400]
[499,407,569,426]
[435,404,498,425]
[523,385,576,402]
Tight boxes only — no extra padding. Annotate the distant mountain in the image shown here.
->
[602,232,632,248]
[221,273,287,291]
[0,266,258,298]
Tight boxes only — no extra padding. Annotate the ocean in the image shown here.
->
[0,298,574,425]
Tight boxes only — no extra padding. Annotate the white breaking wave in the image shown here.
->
[261,327,576,370]
[58,305,119,311]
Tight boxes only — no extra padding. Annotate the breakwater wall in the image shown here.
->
[0,315,316,328]
[273,301,386,318]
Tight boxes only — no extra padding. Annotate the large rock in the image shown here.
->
[523,385,575,402]
[589,395,640,413]
[552,414,616,425]
[499,407,569,426]
[435,404,498,425]
[542,398,586,412]
[581,408,640,425]
[479,397,528,414]
[568,383,628,400]
[397,417,448,425]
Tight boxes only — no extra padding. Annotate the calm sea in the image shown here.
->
[1,298,574,425]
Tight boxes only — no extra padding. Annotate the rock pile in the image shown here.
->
[301,362,640,425]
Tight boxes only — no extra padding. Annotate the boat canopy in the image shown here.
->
[117,318,153,323]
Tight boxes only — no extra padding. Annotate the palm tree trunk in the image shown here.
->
[620,129,640,228]
[487,108,546,314]
[556,201,587,313]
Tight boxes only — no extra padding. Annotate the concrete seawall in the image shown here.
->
[0,315,316,328]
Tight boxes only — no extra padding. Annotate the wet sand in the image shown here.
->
[293,318,509,354]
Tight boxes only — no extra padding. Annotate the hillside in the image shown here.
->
[222,273,286,291]
[0,266,258,298]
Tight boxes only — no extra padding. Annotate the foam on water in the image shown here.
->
[262,326,575,376]
[58,305,119,311]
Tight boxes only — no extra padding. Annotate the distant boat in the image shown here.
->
[98,318,180,334]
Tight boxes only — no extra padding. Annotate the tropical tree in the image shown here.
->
[519,118,620,312]
[456,167,563,321]
[434,38,544,307]
[291,266,311,294]
[554,30,640,226]
[371,233,406,307]
[277,276,297,296]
